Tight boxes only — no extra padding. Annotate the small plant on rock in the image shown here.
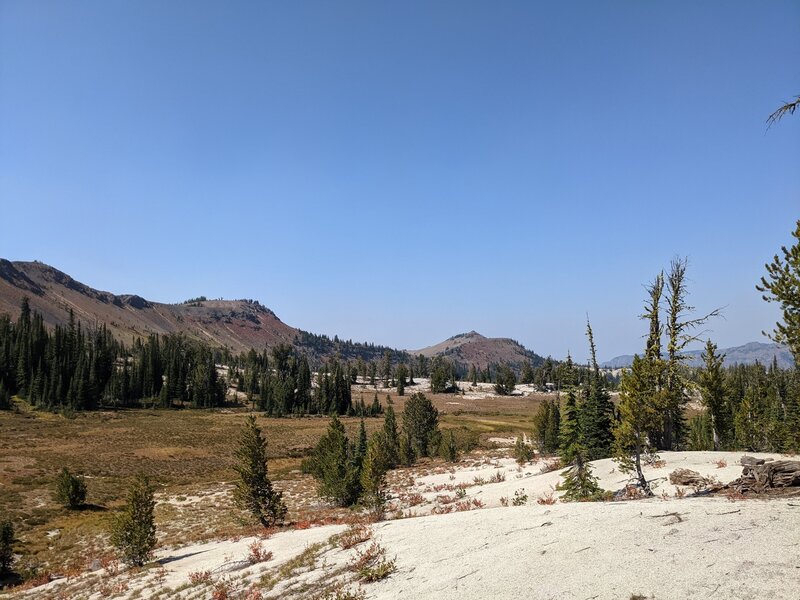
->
[512,489,528,506]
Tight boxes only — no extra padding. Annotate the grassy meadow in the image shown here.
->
[0,385,549,577]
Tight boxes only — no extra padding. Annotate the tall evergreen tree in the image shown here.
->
[233,416,287,528]
[382,405,400,468]
[581,320,614,459]
[306,416,361,506]
[402,393,440,459]
[758,219,800,363]
[110,474,157,567]
[360,432,390,511]
[698,340,730,450]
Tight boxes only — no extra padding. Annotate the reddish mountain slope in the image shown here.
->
[414,330,543,371]
[0,260,298,353]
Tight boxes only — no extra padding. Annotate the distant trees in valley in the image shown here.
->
[0,299,225,412]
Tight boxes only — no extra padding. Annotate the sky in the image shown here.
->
[1,1,798,362]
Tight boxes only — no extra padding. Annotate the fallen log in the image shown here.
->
[669,468,709,487]
[740,455,773,467]
[729,460,800,493]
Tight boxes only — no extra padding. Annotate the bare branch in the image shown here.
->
[767,96,800,129]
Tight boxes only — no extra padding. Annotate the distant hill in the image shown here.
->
[413,330,544,372]
[0,259,407,363]
[601,341,794,369]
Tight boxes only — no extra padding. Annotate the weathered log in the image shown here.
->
[730,459,800,493]
[669,468,708,487]
[740,455,774,467]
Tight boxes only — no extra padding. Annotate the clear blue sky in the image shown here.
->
[1,1,798,362]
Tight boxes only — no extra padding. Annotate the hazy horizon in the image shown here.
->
[2,1,798,362]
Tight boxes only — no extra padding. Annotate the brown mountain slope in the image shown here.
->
[0,260,298,353]
[414,331,544,371]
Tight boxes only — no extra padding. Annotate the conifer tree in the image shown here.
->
[758,219,800,363]
[54,467,87,509]
[356,419,368,467]
[520,361,535,385]
[360,432,390,511]
[110,474,157,566]
[307,415,361,506]
[581,320,614,459]
[662,258,721,449]
[0,520,13,576]
[382,405,400,468]
[613,355,662,495]
[698,340,729,450]
[559,390,581,463]
[233,416,287,528]
[494,364,516,395]
[440,430,459,462]
[402,393,440,459]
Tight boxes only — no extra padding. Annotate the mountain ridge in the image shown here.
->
[414,330,544,371]
[0,260,541,370]
[601,341,794,369]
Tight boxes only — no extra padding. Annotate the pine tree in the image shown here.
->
[0,380,10,410]
[661,258,721,449]
[494,364,516,395]
[233,416,287,528]
[360,432,390,511]
[698,340,729,450]
[613,355,662,495]
[54,467,87,509]
[581,320,614,459]
[558,449,603,501]
[440,430,459,462]
[0,520,13,576]
[306,416,361,506]
[559,390,581,463]
[757,219,800,363]
[402,393,440,459]
[356,419,368,468]
[110,474,157,566]
[520,361,535,385]
[382,405,400,468]
[532,399,552,453]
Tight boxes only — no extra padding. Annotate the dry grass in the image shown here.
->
[0,402,380,579]
[0,389,547,585]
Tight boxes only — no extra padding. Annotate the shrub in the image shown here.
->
[512,489,528,506]
[513,436,535,464]
[339,524,372,550]
[349,541,396,583]
[247,541,272,564]
[539,459,562,474]
[714,459,727,469]
[54,467,87,509]
[188,570,213,585]
[489,470,506,483]
[110,474,157,567]
[536,491,556,505]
